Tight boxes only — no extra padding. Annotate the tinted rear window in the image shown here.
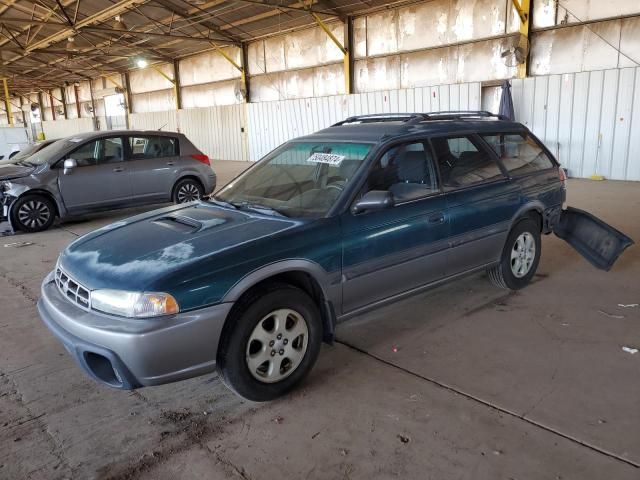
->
[482,133,554,175]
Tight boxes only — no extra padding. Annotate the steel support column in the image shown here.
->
[49,89,56,120]
[173,60,183,110]
[512,0,531,78]
[241,43,251,102]
[2,78,13,126]
[59,87,68,119]
[73,84,81,118]
[213,46,246,101]
[149,64,180,111]
[311,13,350,94]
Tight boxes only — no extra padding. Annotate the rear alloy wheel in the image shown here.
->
[11,194,55,232]
[487,217,541,290]
[173,178,204,204]
[217,284,322,401]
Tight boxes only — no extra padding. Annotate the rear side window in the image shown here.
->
[482,133,554,175]
[431,135,504,189]
[128,136,178,159]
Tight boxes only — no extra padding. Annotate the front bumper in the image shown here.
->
[38,271,233,389]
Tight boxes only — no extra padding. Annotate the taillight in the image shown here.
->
[558,167,567,186]
[191,154,210,166]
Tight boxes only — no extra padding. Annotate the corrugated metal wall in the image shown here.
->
[42,118,94,139]
[247,82,482,160]
[511,67,640,181]
[178,105,248,161]
[128,110,178,132]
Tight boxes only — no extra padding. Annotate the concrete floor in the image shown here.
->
[1,161,638,479]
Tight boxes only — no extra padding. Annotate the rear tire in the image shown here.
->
[172,178,204,204]
[10,194,56,232]
[487,218,541,290]
[217,284,322,401]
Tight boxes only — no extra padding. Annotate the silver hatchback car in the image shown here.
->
[0,130,216,232]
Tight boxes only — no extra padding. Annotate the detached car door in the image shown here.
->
[58,136,131,213]
[126,135,179,202]
[341,140,449,314]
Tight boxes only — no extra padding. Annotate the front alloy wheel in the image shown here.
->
[246,309,309,383]
[217,284,322,401]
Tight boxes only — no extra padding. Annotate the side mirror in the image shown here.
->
[63,158,77,175]
[351,190,394,214]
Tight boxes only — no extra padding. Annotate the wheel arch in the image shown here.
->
[510,202,544,232]
[222,260,339,344]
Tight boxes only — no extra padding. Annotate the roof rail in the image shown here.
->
[331,113,429,126]
[423,110,510,121]
[331,111,510,127]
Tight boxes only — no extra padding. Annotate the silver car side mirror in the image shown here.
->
[63,158,77,175]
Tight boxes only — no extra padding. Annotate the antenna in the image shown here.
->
[158,123,167,131]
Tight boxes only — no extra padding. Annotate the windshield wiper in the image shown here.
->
[231,201,288,218]
[207,196,238,209]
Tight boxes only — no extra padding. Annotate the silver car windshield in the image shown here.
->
[26,138,76,166]
[215,142,372,218]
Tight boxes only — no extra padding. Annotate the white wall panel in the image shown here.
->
[128,110,178,132]
[42,118,94,139]
[247,82,482,161]
[177,105,248,161]
[510,67,640,180]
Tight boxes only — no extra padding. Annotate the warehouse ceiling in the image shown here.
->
[0,0,399,95]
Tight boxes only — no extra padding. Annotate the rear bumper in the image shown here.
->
[38,271,233,389]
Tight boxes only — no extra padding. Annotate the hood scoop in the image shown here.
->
[152,215,204,233]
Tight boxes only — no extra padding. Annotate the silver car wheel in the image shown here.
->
[510,232,535,278]
[17,200,51,229]
[176,183,200,203]
[245,308,309,384]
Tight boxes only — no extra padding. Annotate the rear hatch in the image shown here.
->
[554,207,633,271]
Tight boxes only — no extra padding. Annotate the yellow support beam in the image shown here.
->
[212,45,248,102]
[512,0,530,79]
[150,64,180,111]
[310,12,350,94]
[2,78,13,126]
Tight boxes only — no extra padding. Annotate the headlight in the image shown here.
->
[91,289,179,318]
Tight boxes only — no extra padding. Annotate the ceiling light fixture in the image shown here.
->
[65,36,75,51]
[136,58,148,69]
[113,15,128,30]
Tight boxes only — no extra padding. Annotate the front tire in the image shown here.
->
[487,218,541,290]
[217,284,322,401]
[10,194,56,232]
[173,178,204,204]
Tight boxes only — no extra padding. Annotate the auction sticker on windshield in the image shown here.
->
[307,152,345,165]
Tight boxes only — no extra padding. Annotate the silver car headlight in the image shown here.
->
[91,289,180,318]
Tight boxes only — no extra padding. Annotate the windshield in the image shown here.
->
[26,138,75,166]
[215,141,372,218]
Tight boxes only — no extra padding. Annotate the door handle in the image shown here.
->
[113,167,124,172]
[166,162,174,166]
[428,213,445,224]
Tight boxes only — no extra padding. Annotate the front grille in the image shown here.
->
[55,267,90,310]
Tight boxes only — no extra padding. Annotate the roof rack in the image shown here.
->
[331,110,509,126]
[331,113,428,126]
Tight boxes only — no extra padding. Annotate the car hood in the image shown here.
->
[59,201,302,291]
[0,164,36,180]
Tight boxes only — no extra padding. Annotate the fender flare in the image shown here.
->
[509,201,545,231]
[222,259,337,303]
